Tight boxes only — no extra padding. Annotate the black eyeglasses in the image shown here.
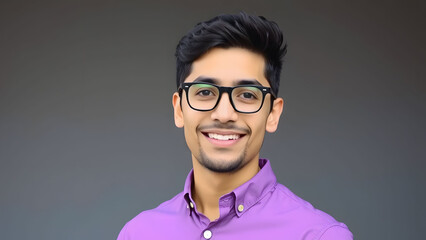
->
[179,82,275,113]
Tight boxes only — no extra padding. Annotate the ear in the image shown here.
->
[172,92,184,128]
[266,97,284,133]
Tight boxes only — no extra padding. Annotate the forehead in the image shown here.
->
[185,48,269,87]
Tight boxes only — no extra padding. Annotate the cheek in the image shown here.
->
[247,116,268,141]
[183,113,196,137]
[182,109,203,147]
[182,117,199,154]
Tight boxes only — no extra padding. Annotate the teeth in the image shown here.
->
[208,133,240,140]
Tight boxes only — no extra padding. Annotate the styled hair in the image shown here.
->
[175,12,287,96]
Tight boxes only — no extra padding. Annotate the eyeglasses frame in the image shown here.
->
[178,82,276,114]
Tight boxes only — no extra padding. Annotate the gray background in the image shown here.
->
[1,0,425,239]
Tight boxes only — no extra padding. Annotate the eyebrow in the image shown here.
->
[193,77,217,84]
[193,76,263,86]
[235,79,262,86]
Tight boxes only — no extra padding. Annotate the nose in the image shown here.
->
[210,93,238,123]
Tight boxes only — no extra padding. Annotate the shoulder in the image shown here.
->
[318,225,353,240]
[270,183,353,240]
[117,191,186,239]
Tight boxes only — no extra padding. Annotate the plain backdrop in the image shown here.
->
[1,0,425,239]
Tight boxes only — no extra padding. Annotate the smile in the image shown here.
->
[201,130,246,147]
[207,133,240,141]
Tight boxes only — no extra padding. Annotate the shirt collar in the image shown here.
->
[183,159,277,217]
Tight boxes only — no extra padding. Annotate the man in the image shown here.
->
[117,13,353,240]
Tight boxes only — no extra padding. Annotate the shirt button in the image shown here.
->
[238,204,244,212]
[189,202,194,208]
[203,230,212,239]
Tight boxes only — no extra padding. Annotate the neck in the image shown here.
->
[191,156,260,221]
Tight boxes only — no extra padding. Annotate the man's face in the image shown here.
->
[173,48,283,173]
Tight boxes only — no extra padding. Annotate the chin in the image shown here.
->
[198,149,246,173]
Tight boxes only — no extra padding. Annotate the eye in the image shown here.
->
[234,86,261,101]
[238,91,259,100]
[197,89,214,96]
[241,92,256,99]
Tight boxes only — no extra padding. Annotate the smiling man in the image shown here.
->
[117,13,352,240]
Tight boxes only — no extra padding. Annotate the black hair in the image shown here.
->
[175,12,287,96]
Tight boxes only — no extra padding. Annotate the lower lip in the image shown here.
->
[204,134,243,147]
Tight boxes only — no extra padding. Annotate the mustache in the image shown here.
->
[197,123,250,134]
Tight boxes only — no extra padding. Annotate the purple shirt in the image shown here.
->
[117,159,353,240]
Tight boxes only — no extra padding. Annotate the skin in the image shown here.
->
[172,47,284,221]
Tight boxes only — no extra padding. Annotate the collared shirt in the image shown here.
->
[117,159,353,240]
